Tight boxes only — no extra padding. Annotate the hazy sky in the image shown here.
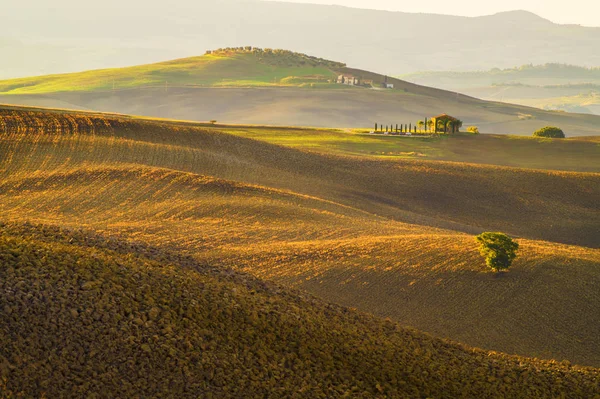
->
[275,0,600,27]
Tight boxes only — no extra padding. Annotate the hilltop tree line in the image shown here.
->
[206,47,346,69]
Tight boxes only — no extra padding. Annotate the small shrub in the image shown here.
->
[533,126,565,138]
[475,232,519,272]
[467,126,480,134]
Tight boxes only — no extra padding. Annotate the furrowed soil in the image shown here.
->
[1,223,599,398]
[1,105,599,392]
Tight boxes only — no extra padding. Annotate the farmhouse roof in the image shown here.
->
[432,114,458,121]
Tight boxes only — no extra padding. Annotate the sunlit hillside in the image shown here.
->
[219,126,600,172]
[1,105,599,380]
[0,48,343,94]
[3,49,600,135]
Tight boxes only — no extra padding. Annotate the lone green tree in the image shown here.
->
[533,126,565,138]
[475,232,519,272]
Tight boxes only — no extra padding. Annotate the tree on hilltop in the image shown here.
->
[533,126,565,138]
[475,232,519,273]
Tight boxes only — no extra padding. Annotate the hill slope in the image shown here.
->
[219,125,600,172]
[2,223,599,398]
[1,105,600,371]
[3,1,600,78]
[0,49,343,94]
[2,52,600,136]
[1,105,599,248]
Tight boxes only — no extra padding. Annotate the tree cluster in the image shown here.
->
[374,117,463,134]
[533,126,566,138]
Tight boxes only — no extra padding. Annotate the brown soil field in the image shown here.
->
[1,105,599,374]
[1,223,599,398]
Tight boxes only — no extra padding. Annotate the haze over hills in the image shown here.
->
[2,0,600,78]
[2,49,600,136]
[404,64,600,115]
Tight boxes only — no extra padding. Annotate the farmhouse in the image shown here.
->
[381,76,394,89]
[337,74,360,86]
[431,114,462,133]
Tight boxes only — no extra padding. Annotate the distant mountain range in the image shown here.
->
[403,64,600,88]
[403,64,600,115]
[2,0,600,79]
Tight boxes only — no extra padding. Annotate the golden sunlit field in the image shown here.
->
[1,105,599,397]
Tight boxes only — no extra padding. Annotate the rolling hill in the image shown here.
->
[0,49,344,93]
[3,1,600,78]
[2,223,599,398]
[1,103,600,380]
[2,50,600,136]
[403,64,600,115]
[219,125,600,172]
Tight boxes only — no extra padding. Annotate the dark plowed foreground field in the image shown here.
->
[1,105,599,395]
[1,224,599,398]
